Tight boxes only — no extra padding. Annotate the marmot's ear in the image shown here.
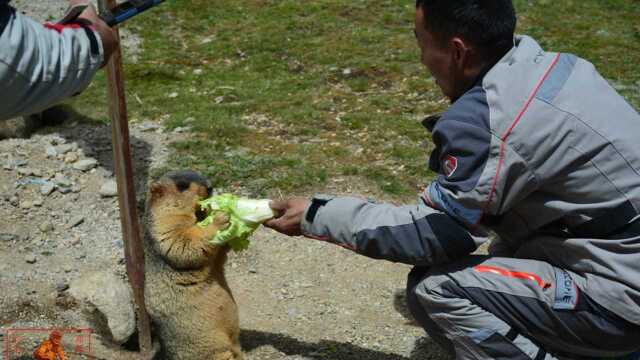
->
[149,182,165,198]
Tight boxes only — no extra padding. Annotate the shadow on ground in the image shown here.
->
[37,105,154,203]
[241,329,451,360]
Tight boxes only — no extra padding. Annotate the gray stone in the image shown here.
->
[39,222,54,233]
[45,146,58,158]
[54,173,73,187]
[56,144,75,155]
[57,187,72,194]
[56,281,69,292]
[25,254,37,264]
[40,182,55,196]
[99,180,118,198]
[0,233,18,242]
[64,152,79,164]
[69,271,136,344]
[32,198,43,207]
[73,158,98,171]
[17,167,38,176]
[138,122,161,132]
[67,216,84,229]
[19,200,33,209]
[9,196,19,206]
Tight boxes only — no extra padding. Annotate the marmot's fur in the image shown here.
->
[143,171,242,360]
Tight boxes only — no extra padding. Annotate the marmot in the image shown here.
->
[143,170,242,360]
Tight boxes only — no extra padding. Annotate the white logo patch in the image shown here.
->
[443,155,458,178]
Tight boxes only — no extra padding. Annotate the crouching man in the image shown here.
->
[266,0,640,359]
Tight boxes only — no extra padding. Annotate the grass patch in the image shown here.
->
[69,0,640,199]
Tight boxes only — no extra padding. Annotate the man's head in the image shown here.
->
[414,0,516,100]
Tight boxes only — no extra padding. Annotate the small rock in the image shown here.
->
[64,265,74,273]
[9,196,19,206]
[56,281,69,292]
[64,152,79,164]
[168,92,179,98]
[17,167,36,176]
[54,174,73,187]
[40,182,56,196]
[19,200,33,209]
[14,159,28,167]
[0,233,18,242]
[99,180,118,198]
[69,271,136,344]
[57,187,72,194]
[46,146,58,158]
[73,158,98,171]
[67,216,84,229]
[56,144,75,155]
[25,254,37,264]
[342,68,353,76]
[193,68,203,75]
[173,126,190,133]
[32,198,43,207]
[39,222,54,233]
[138,123,161,132]
[3,162,12,170]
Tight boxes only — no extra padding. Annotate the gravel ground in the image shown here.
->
[0,1,448,359]
[0,117,447,359]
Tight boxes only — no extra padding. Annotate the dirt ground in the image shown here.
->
[0,116,447,360]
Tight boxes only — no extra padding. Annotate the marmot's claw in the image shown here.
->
[213,213,230,229]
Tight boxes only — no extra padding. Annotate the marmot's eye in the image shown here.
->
[175,180,191,192]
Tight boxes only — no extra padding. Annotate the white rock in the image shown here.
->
[99,180,118,198]
[69,272,136,344]
[73,159,98,171]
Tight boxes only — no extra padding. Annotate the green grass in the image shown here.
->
[70,0,640,199]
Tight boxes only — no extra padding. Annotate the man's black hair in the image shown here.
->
[416,0,516,58]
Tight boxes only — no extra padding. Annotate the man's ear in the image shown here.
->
[451,37,470,68]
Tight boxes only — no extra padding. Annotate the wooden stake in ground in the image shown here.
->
[97,0,153,355]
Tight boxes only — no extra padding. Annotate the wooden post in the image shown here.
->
[97,0,153,355]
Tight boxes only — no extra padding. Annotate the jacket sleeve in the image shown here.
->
[300,195,487,266]
[423,87,538,227]
[0,6,103,120]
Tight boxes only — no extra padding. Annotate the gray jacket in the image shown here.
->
[301,35,640,325]
[0,3,103,120]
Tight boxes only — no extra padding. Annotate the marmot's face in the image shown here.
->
[147,170,213,222]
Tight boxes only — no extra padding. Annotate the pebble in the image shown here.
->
[25,254,37,264]
[99,180,118,198]
[0,233,18,242]
[32,198,43,207]
[9,196,19,206]
[58,187,72,194]
[17,167,40,176]
[45,146,58,158]
[64,152,79,163]
[19,200,33,209]
[67,216,84,229]
[64,264,74,273]
[55,144,75,155]
[54,174,73,187]
[173,126,190,133]
[138,123,161,132]
[73,158,98,171]
[40,182,55,196]
[56,281,69,292]
[39,222,54,233]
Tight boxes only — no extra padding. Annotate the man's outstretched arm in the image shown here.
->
[266,196,487,266]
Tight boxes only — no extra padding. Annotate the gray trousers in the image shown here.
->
[406,256,640,359]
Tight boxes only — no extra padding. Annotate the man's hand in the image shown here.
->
[264,198,310,236]
[69,0,117,66]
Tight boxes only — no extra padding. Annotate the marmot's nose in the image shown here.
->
[166,170,212,194]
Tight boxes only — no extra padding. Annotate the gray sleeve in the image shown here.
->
[0,6,104,121]
[301,195,487,266]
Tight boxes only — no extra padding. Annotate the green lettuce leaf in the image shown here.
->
[197,194,274,252]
